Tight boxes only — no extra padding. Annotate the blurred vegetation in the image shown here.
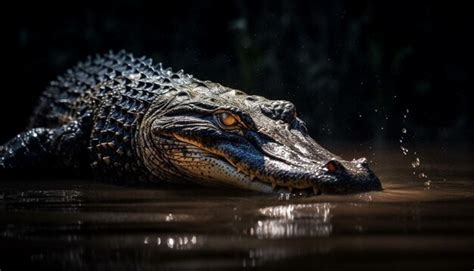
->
[4,0,472,144]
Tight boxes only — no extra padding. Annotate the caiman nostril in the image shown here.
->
[325,160,338,173]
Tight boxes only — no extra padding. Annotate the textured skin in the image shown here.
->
[1,51,189,181]
[0,51,382,194]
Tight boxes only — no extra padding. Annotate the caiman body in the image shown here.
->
[0,51,381,194]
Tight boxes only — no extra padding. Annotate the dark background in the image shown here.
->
[3,0,472,146]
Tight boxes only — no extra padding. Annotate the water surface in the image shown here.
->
[0,146,473,270]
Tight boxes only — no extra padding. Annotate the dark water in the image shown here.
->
[0,146,473,270]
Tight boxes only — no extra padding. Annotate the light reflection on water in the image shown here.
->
[247,203,333,239]
[143,235,201,250]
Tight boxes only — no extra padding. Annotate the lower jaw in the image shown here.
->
[207,159,321,195]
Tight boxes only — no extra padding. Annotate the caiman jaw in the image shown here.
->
[169,125,381,195]
[217,155,321,195]
[171,132,323,195]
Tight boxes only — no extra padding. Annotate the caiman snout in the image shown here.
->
[239,121,382,194]
[316,157,382,194]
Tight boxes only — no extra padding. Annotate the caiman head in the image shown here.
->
[137,80,382,195]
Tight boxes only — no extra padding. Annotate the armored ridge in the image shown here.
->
[0,51,382,194]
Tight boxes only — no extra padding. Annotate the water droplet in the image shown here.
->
[165,213,174,221]
[380,127,384,130]
[374,109,378,112]
[406,108,410,113]
[411,157,420,168]
[358,114,362,118]
[400,146,409,155]
[167,238,175,248]
[402,128,407,134]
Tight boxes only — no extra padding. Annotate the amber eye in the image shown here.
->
[218,112,238,128]
[215,112,239,129]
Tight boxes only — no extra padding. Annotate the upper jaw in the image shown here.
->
[218,149,382,195]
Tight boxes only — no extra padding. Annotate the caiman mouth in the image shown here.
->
[170,132,323,195]
[207,154,322,195]
[221,155,322,195]
[250,176,320,195]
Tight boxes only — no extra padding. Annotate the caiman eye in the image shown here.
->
[216,112,239,128]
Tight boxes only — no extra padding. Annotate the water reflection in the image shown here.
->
[1,189,83,212]
[243,247,305,268]
[2,189,82,203]
[247,203,333,239]
[0,146,473,270]
[143,234,202,250]
[242,203,335,268]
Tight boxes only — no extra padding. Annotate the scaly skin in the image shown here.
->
[0,51,382,194]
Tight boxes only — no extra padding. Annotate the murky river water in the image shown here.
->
[0,145,473,270]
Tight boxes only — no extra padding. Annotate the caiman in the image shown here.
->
[0,51,382,195]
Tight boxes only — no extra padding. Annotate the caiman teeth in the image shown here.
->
[217,158,318,195]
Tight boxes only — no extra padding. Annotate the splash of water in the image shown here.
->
[399,108,431,188]
[400,146,409,155]
[411,157,420,168]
